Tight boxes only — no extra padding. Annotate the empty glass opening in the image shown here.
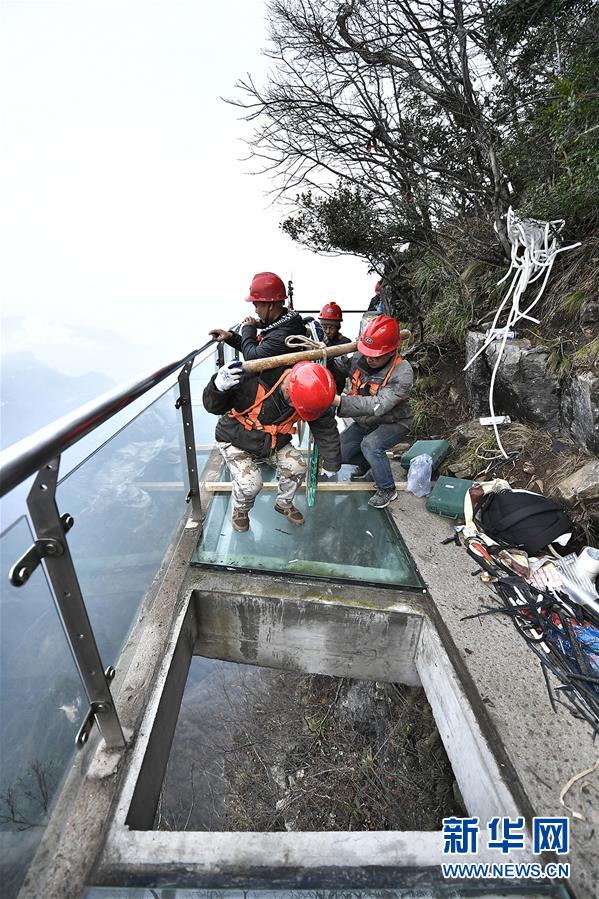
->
[153,658,458,833]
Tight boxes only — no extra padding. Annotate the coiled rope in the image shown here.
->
[284,333,329,361]
[464,207,581,457]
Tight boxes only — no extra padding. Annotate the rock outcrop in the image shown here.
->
[464,331,599,455]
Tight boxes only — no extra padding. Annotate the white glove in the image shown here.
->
[320,468,336,479]
[215,360,243,392]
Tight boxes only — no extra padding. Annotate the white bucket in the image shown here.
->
[577,546,599,579]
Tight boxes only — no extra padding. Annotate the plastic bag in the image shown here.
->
[406,453,433,497]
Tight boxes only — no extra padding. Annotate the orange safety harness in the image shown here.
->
[349,352,403,396]
[228,370,299,448]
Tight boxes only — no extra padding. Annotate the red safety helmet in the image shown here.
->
[287,362,336,421]
[245,272,287,303]
[357,315,400,357]
[319,301,343,323]
[374,280,381,295]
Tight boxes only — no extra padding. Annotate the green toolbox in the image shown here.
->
[400,439,451,472]
[425,475,475,520]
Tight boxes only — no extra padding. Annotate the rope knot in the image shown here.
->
[284,334,329,363]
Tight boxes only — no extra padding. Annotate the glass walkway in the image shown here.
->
[193,464,424,590]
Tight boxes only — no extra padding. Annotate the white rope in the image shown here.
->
[464,207,581,457]
[285,333,329,362]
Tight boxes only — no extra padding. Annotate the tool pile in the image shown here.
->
[461,480,599,736]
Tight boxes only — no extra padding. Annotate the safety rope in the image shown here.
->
[464,207,581,457]
[287,328,330,507]
[284,333,329,362]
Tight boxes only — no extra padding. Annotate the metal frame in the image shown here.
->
[2,333,238,748]
[0,339,218,499]
[12,459,126,748]
[176,362,202,522]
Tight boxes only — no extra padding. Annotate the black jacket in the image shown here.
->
[226,309,307,361]
[325,330,353,393]
[203,372,342,469]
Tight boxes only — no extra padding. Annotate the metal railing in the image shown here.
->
[0,341,217,500]
[0,336,222,749]
[0,308,365,751]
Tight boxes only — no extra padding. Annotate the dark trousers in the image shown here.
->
[340,422,410,490]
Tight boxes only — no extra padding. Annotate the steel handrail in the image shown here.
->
[0,310,368,497]
[296,308,370,314]
[0,338,219,499]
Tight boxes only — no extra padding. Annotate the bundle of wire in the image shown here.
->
[464,538,599,736]
[464,207,580,457]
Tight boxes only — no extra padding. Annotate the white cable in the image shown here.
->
[464,206,581,457]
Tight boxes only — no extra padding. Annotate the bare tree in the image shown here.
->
[0,760,54,831]
[231,0,526,264]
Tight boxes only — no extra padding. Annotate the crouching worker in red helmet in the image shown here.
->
[331,315,413,509]
[203,361,341,532]
[208,272,307,360]
[318,302,352,394]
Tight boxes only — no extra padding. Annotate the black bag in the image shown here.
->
[474,489,572,554]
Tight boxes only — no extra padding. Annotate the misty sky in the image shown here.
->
[0,0,372,382]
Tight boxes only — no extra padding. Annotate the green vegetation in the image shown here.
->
[558,290,588,318]
[410,395,434,435]
[454,432,507,477]
[573,338,599,370]
[547,344,573,376]
[236,0,598,354]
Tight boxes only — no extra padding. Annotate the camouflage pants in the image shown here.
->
[217,442,307,512]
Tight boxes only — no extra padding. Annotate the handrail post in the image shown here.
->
[12,458,126,749]
[176,362,202,523]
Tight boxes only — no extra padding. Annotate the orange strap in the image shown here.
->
[350,353,403,396]
[228,371,299,448]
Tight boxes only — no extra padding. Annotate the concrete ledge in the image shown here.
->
[98,567,535,892]
[96,829,533,890]
[193,588,423,686]
[388,476,597,899]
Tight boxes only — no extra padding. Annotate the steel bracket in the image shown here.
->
[10,513,74,586]
[177,361,202,522]
[23,458,126,749]
[75,666,117,747]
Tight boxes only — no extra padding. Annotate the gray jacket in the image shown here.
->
[337,353,413,429]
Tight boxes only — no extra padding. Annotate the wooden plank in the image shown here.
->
[242,341,357,373]
[202,481,407,492]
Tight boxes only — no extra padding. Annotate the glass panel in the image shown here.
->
[193,487,423,589]
[191,350,220,445]
[56,384,187,667]
[0,517,85,899]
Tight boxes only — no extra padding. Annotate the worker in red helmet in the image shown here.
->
[318,301,352,393]
[203,360,340,532]
[331,315,413,509]
[367,280,383,312]
[208,272,307,361]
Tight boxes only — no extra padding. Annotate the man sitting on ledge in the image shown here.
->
[332,315,413,510]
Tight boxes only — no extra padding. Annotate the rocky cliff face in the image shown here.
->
[465,331,599,455]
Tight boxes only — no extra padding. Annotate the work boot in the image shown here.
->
[368,488,398,509]
[274,502,305,526]
[232,508,250,532]
[350,465,371,481]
